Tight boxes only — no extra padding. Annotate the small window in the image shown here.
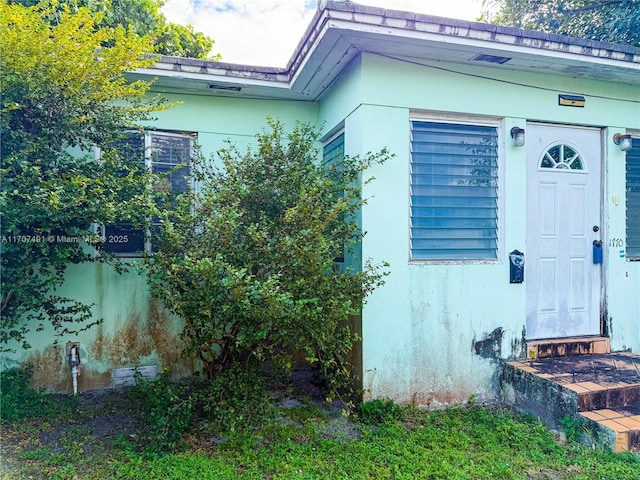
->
[101,131,193,256]
[626,138,640,259]
[539,143,585,171]
[410,121,499,261]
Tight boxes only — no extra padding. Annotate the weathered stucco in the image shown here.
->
[4,4,639,404]
[4,99,319,393]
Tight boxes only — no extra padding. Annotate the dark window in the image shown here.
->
[102,131,193,256]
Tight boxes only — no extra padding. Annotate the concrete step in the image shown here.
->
[580,408,640,452]
[526,336,610,360]
[501,352,640,452]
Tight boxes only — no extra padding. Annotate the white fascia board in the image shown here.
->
[325,17,640,74]
[132,66,291,90]
[287,9,334,90]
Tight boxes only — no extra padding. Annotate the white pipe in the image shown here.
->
[70,345,79,395]
[72,365,78,395]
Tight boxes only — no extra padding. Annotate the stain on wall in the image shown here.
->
[24,298,193,392]
[93,314,153,366]
[28,345,66,391]
[509,326,527,359]
[472,328,504,360]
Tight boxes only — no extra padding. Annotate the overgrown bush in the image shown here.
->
[127,363,272,453]
[146,118,392,398]
[357,398,404,425]
[0,365,76,421]
[127,371,193,454]
[193,363,270,434]
[1,2,164,351]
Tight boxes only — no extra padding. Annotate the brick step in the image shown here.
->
[526,336,610,360]
[570,384,640,412]
[501,351,640,452]
[580,408,640,452]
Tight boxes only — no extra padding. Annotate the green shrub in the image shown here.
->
[146,119,392,398]
[127,371,193,454]
[193,363,269,434]
[357,398,404,425]
[0,365,75,421]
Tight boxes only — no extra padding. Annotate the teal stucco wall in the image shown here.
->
[6,51,639,404]
[4,95,318,392]
[321,53,640,405]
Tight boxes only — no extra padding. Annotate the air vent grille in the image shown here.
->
[471,53,512,64]
[208,83,241,92]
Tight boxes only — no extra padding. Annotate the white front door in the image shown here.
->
[526,124,602,340]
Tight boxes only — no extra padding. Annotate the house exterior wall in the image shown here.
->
[327,53,640,405]
[6,48,639,405]
[5,95,318,392]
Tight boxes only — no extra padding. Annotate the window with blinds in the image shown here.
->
[626,138,640,260]
[410,121,499,261]
[323,133,344,170]
[102,131,193,256]
[102,132,146,255]
[323,133,345,263]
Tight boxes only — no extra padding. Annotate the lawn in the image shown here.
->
[1,384,639,480]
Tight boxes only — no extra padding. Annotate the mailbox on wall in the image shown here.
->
[509,250,525,284]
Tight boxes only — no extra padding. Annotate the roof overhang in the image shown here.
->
[130,1,640,101]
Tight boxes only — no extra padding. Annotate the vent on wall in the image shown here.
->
[208,83,242,92]
[470,53,512,64]
[113,365,158,388]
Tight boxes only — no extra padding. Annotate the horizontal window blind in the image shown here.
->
[323,133,344,170]
[102,131,193,256]
[323,133,345,263]
[626,139,640,259]
[411,121,498,260]
[150,134,192,193]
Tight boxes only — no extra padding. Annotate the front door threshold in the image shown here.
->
[526,336,610,360]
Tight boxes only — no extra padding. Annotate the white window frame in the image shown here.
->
[95,130,195,257]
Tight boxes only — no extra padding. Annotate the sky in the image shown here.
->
[162,0,486,67]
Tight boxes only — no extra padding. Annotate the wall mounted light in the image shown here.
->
[613,133,632,152]
[510,127,525,147]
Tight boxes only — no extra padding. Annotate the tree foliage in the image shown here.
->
[12,0,219,59]
[0,2,164,349]
[481,0,640,46]
[146,119,391,396]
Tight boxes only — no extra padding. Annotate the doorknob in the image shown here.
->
[593,226,600,232]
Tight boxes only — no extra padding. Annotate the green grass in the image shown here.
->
[3,403,639,480]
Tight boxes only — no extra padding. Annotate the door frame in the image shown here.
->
[524,121,606,340]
